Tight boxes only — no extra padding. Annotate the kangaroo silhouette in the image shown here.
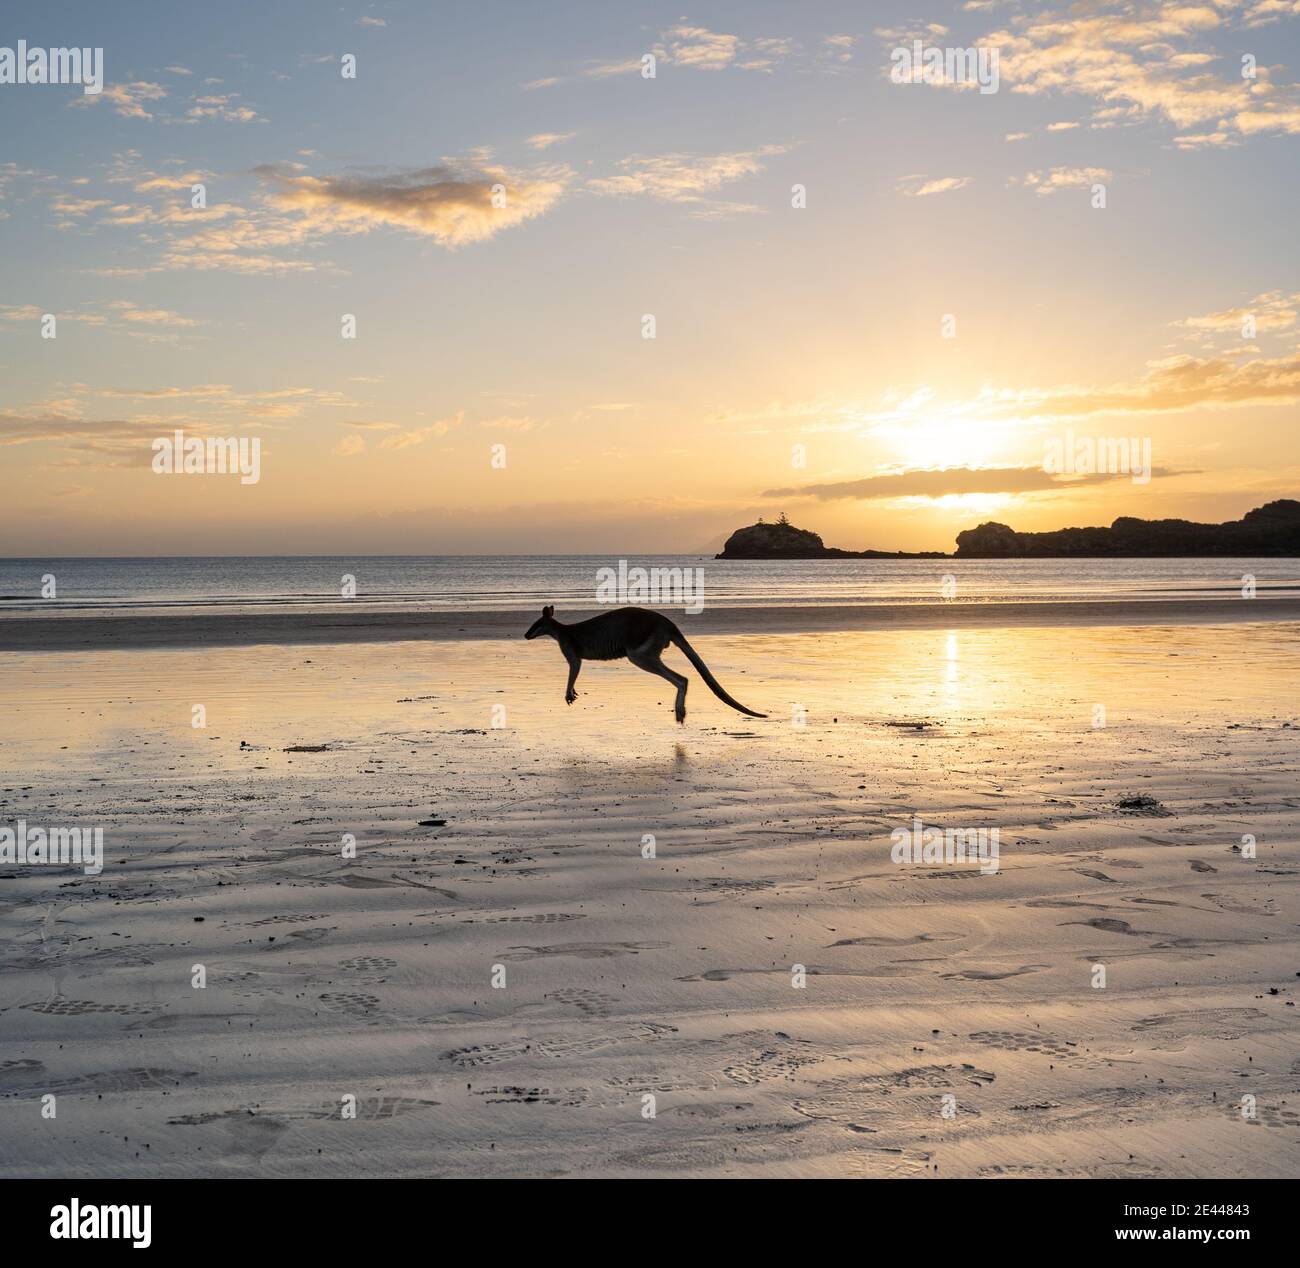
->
[524,605,766,723]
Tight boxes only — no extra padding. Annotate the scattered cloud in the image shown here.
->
[378,412,464,449]
[1176,291,1298,336]
[965,2,1300,142]
[75,81,167,119]
[186,93,260,123]
[254,161,567,247]
[527,132,576,150]
[589,146,787,216]
[897,174,972,197]
[765,464,1175,501]
[1018,166,1112,195]
[658,25,740,70]
[986,352,1300,420]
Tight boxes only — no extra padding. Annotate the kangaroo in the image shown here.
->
[524,605,766,723]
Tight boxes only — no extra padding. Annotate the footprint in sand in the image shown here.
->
[473,1085,589,1106]
[245,913,331,928]
[940,964,1049,981]
[46,1068,198,1095]
[498,941,668,961]
[481,912,585,925]
[317,991,389,1024]
[969,1030,1094,1066]
[1202,892,1277,916]
[611,1122,814,1173]
[827,932,961,948]
[1064,917,1155,937]
[0,1059,45,1082]
[19,997,156,1018]
[1227,1103,1300,1128]
[546,988,616,1018]
[1132,1007,1267,1040]
[443,1023,676,1069]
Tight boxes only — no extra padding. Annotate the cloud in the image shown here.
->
[0,410,214,451]
[84,383,350,416]
[589,146,787,215]
[254,162,567,247]
[581,58,645,79]
[0,300,200,340]
[897,174,972,197]
[378,412,463,449]
[186,93,260,123]
[1176,291,1298,335]
[1018,166,1112,194]
[75,81,167,119]
[659,25,740,70]
[105,300,201,330]
[965,2,1300,142]
[527,132,576,150]
[536,22,829,87]
[764,465,1176,501]
[823,34,859,63]
[333,434,366,456]
[1016,353,1300,418]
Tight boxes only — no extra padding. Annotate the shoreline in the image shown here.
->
[2,596,1299,651]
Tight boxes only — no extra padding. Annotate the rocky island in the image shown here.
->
[717,517,944,559]
[954,499,1300,557]
[716,501,1300,559]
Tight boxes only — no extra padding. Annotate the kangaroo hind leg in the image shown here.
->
[630,650,688,723]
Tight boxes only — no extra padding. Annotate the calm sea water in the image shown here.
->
[1,556,1297,615]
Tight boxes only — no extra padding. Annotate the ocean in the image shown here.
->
[1,555,1297,615]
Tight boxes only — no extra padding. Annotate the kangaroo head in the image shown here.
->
[524,604,558,640]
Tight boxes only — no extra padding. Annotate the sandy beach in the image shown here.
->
[3,594,1300,651]
[1,612,1296,1177]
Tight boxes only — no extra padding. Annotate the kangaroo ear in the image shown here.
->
[543,605,554,618]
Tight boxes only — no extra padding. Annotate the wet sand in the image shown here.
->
[0,619,1297,1177]
[2,595,1300,651]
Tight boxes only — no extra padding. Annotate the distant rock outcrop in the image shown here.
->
[955,499,1300,557]
[716,501,1300,560]
[716,519,944,559]
[719,520,828,558]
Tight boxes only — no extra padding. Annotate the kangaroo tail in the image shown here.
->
[670,631,767,718]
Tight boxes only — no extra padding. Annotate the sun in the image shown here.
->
[888,415,1005,470]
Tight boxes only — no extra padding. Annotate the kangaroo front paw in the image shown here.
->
[565,690,577,705]
[675,707,686,724]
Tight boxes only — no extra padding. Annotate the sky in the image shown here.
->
[1,0,1299,555]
